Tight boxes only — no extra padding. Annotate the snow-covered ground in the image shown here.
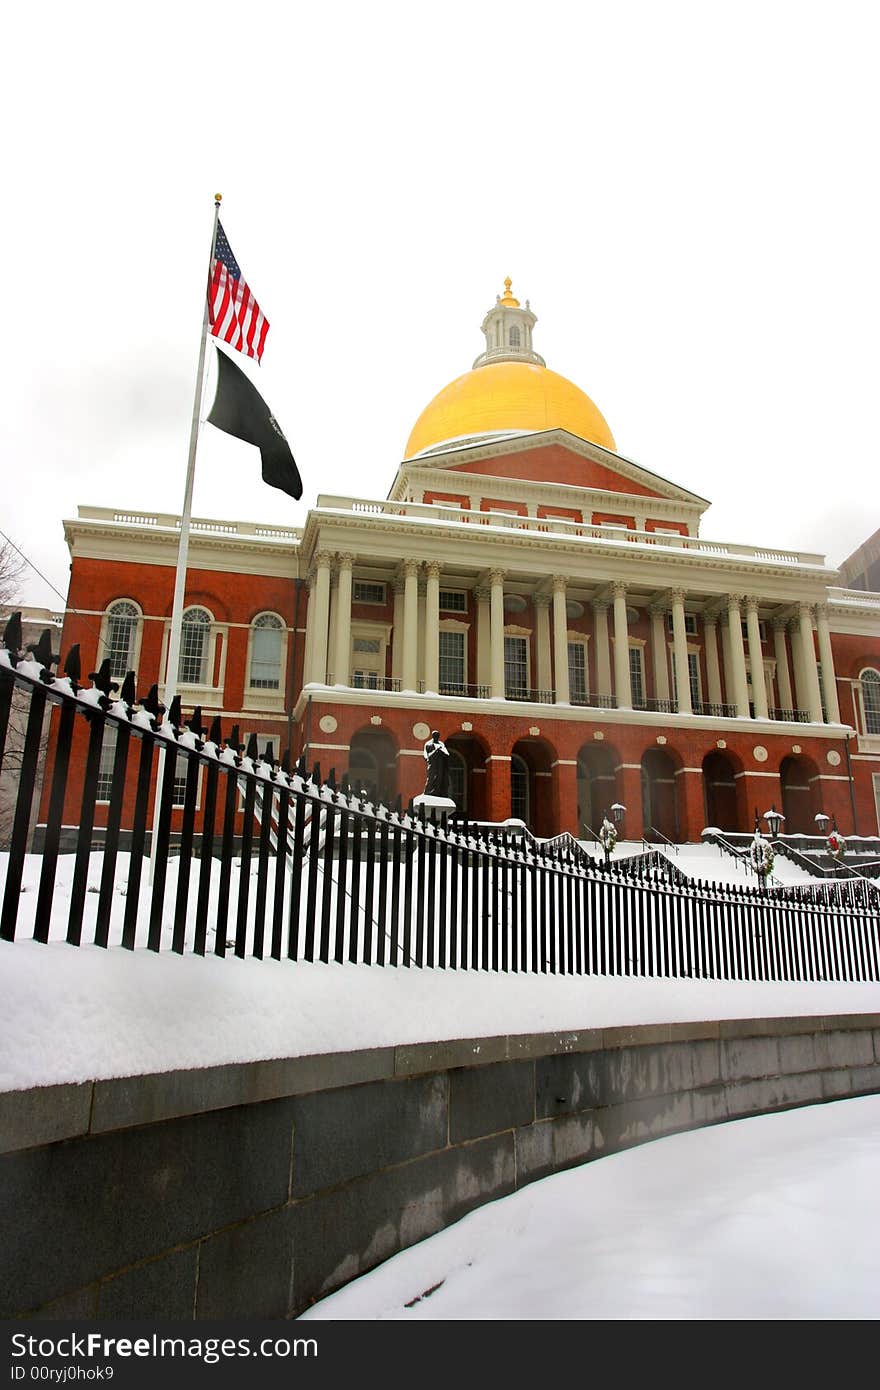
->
[301,1093,880,1321]
[2,848,879,1091]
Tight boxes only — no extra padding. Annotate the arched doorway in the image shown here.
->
[641,749,679,841]
[510,737,556,835]
[703,751,739,832]
[780,754,819,835]
[577,744,619,836]
[445,732,491,821]
[347,727,399,805]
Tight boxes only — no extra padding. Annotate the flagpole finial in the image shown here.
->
[214,192,222,205]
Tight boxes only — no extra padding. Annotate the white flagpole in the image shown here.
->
[165,193,223,707]
[149,193,222,884]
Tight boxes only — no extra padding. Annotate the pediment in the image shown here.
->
[396,429,709,509]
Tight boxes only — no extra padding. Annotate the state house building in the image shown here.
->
[52,282,880,843]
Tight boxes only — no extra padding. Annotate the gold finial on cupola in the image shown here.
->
[499,277,520,307]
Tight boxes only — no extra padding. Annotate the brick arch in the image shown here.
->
[510,735,559,836]
[347,725,400,805]
[779,752,822,836]
[576,740,622,836]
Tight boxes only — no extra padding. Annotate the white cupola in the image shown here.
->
[472,278,545,369]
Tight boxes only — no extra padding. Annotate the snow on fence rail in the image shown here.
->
[1,614,878,982]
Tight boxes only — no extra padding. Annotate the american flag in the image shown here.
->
[208,222,270,363]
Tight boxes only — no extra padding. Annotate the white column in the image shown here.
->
[552,575,570,704]
[306,551,332,684]
[401,558,419,692]
[650,605,670,703]
[789,619,804,714]
[704,615,722,706]
[332,552,353,686]
[797,603,824,724]
[534,592,552,695]
[489,568,506,699]
[302,572,315,690]
[726,594,750,718]
[721,608,734,708]
[773,619,793,714]
[745,596,768,720]
[612,581,632,710]
[475,585,491,690]
[391,577,404,683]
[670,589,692,715]
[815,604,840,724]
[424,561,440,694]
[593,600,612,698]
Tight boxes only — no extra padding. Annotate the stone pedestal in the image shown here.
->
[412,794,457,827]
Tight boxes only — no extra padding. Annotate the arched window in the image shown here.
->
[249,612,284,690]
[509,326,521,349]
[179,607,211,685]
[862,668,880,735]
[105,600,139,679]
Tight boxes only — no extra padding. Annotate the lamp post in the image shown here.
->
[611,802,626,828]
[764,805,784,839]
[814,811,830,837]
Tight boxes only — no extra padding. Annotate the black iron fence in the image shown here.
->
[1,617,878,982]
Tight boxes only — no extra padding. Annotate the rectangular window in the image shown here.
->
[568,641,587,701]
[96,726,117,802]
[172,751,192,807]
[353,581,385,604]
[504,635,528,698]
[352,637,381,654]
[688,651,701,707]
[741,619,768,642]
[629,646,645,706]
[439,589,467,613]
[667,612,698,637]
[439,630,466,692]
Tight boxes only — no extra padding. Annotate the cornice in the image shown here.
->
[299,509,838,592]
[293,683,853,738]
[395,463,704,524]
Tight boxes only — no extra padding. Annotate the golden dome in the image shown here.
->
[404,359,616,459]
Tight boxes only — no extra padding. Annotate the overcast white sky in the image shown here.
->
[3,2,878,609]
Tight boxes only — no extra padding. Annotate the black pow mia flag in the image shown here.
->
[207,346,302,500]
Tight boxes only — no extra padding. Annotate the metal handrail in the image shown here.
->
[702,829,782,886]
[648,826,679,855]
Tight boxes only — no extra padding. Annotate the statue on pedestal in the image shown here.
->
[423,730,450,798]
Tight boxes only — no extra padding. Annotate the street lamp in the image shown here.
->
[814,811,830,835]
[610,802,626,826]
[764,805,784,839]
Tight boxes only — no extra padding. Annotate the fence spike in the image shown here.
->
[143,684,165,723]
[227,723,243,752]
[2,610,22,656]
[63,643,81,685]
[394,793,402,818]
[88,657,118,699]
[167,694,182,729]
[263,741,276,770]
[28,629,60,676]
[119,671,137,706]
[208,715,223,746]
[312,761,322,786]
[296,753,307,777]
[327,766,337,793]
[245,731,259,760]
[187,705,205,737]
[340,772,350,796]
[280,746,291,775]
